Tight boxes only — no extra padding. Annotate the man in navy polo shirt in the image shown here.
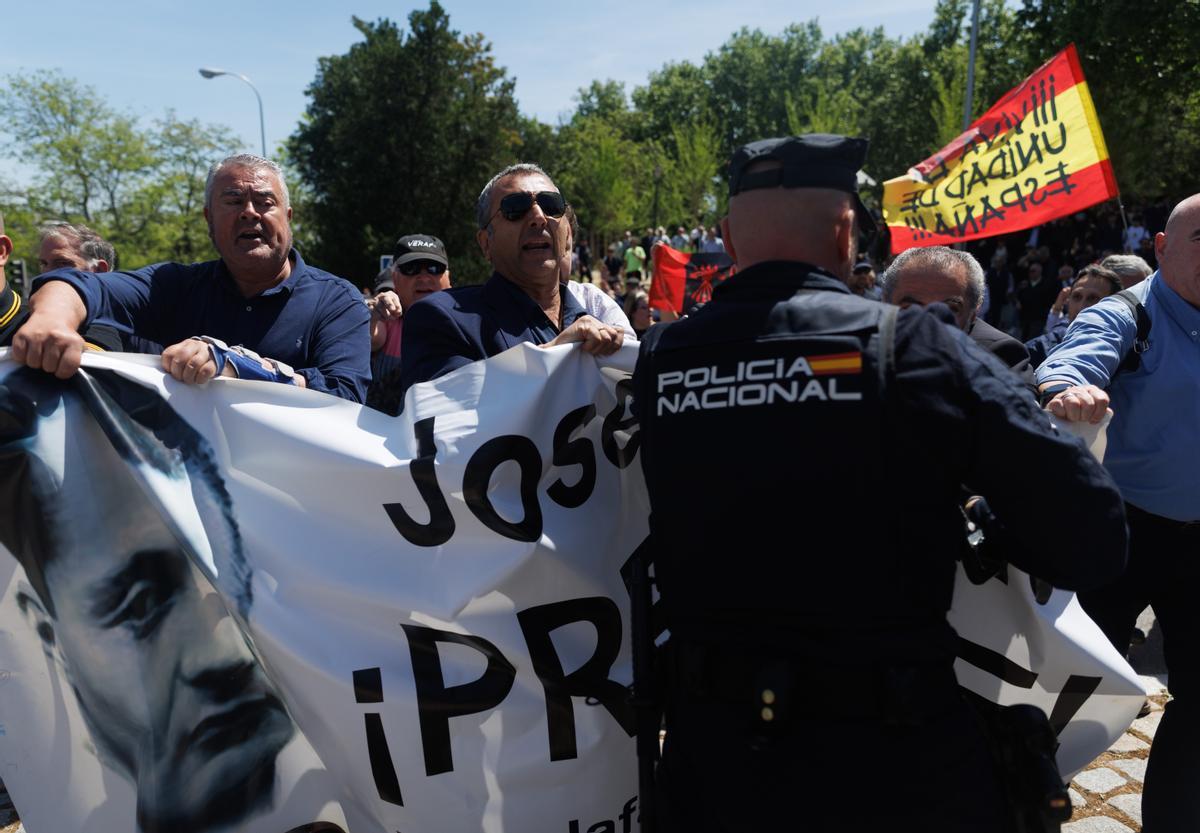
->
[397,162,625,401]
[10,154,370,402]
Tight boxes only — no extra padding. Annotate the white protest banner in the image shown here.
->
[0,345,1141,831]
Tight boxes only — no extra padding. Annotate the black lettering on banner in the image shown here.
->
[569,796,640,833]
[517,597,636,761]
[547,404,598,509]
[383,416,456,547]
[1000,181,1030,213]
[1015,131,1045,172]
[1042,122,1068,155]
[1038,161,1077,203]
[463,435,544,542]
[956,636,1038,688]
[954,203,980,237]
[944,169,967,201]
[978,195,1006,228]
[925,155,952,186]
[401,624,517,776]
[902,187,939,213]
[352,667,405,806]
[905,212,931,242]
[964,161,989,197]
[986,151,1010,182]
[1026,175,1049,206]
[1047,674,1103,737]
[601,379,640,469]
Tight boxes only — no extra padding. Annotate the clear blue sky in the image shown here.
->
[0,0,939,184]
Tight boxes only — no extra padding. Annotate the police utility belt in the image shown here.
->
[667,640,961,728]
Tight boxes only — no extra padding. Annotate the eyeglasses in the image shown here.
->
[487,191,567,225]
[397,261,447,276]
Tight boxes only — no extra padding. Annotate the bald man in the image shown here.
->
[630,134,1126,833]
[1037,192,1200,832]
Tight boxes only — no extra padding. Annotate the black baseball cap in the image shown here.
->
[393,234,448,268]
[853,261,874,273]
[727,134,877,237]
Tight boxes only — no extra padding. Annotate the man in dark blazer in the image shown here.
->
[881,246,1036,395]
[398,163,625,401]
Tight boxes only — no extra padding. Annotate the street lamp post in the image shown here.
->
[652,165,663,230]
[198,67,267,157]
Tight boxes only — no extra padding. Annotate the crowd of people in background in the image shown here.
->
[0,149,1174,416]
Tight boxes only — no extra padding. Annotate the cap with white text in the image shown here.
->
[393,234,449,268]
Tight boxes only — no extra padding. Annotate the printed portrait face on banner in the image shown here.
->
[0,369,294,833]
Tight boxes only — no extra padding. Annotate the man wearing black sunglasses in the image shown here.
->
[366,234,452,414]
[398,163,625,402]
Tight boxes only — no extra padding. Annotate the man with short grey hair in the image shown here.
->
[882,245,1035,392]
[0,214,121,351]
[37,221,116,273]
[399,161,624,399]
[1101,253,1153,289]
[11,154,369,401]
[881,246,985,327]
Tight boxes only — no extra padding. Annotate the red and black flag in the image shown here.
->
[648,243,737,316]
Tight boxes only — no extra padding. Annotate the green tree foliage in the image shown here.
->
[272,0,1193,271]
[153,113,241,263]
[556,117,639,241]
[930,46,969,148]
[287,3,522,285]
[0,70,241,271]
[668,120,722,225]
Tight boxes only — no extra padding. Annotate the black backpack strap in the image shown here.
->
[1111,290,1151,374]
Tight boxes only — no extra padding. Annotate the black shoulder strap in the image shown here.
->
[1111,290,1152,374]
[876,303,898,394]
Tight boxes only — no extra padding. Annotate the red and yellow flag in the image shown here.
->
[882,44,1117,254]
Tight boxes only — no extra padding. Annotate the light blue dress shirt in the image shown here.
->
[1036,273,1200,521]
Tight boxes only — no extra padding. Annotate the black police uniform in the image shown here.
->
[631,135,1128,833]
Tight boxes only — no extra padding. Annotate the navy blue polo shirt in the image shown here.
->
[33,250,371,402]
[398,271,590,400]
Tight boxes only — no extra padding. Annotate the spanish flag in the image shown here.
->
[882,44,1117,254]
[808,352,862,376]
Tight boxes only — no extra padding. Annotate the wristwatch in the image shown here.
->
[1037,382,1072,407]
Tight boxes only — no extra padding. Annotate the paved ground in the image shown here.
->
[0,780,16,833]
[0,608,1169,833]
[1061,606,1165,833]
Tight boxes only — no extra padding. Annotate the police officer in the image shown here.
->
[630,135,1128,832]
